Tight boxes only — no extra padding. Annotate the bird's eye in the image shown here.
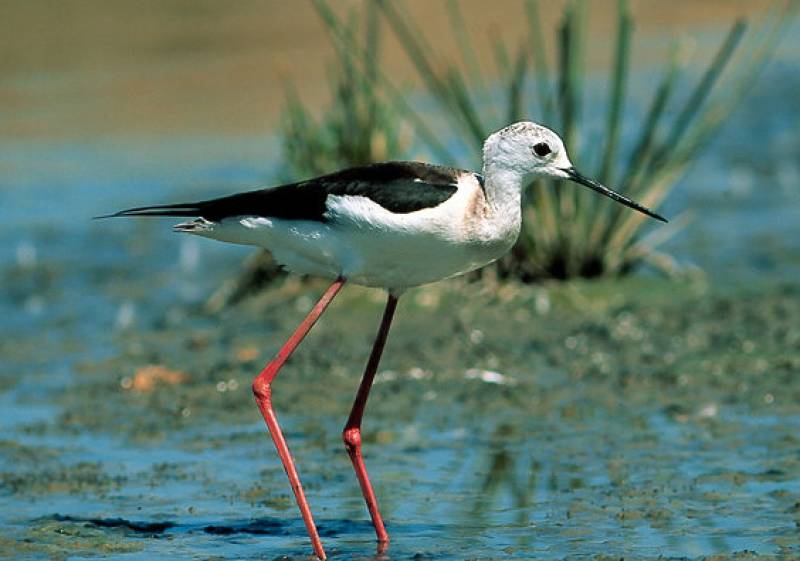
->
[533,142,551,157]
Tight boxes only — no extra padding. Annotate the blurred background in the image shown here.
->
[2,2,800,560]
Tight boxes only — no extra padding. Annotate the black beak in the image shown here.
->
[562,167,667,223]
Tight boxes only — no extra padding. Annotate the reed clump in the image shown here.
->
[211,1,792,308]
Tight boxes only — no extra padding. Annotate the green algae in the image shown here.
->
[0,518,144,561]
[40,277,800,442]
[1,461,125,497]
[3,277,800,559]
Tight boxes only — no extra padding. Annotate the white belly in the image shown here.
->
[330,225,512,288]
[208,214,514,290]
[196,177,521,291]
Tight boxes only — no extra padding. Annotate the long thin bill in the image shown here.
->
[563,167,667,223]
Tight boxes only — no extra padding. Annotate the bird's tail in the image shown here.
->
[93,202,203,220]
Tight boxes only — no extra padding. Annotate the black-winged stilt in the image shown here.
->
[101,121,665,559]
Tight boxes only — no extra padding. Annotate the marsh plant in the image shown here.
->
[212,1,791,307]
[281,2,411,178]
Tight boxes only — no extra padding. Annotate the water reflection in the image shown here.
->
[470,424,536,530]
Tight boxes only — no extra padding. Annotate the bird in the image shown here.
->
[100,121,666,560]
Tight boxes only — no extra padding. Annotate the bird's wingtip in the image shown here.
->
[172,217,214,233]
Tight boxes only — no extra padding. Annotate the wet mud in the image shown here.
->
[3,276,800,560]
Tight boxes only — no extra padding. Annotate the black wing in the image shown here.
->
[100,161,471,222]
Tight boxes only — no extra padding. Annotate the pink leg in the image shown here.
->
[251,277,346,561]
[342,293,399,551]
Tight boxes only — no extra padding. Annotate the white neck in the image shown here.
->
[481,161,525,219]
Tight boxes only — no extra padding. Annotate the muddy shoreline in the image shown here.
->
[3,276,800,560]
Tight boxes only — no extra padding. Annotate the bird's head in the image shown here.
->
[483,121,666,222]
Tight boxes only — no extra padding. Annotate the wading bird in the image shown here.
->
[102,121,665,560]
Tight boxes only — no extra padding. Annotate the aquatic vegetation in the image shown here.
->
[208,1,794,309]
[286,0,793,284]
[279,1,410,179]
[8,277,800,557]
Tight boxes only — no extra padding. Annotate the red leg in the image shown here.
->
[251,277,346,561]
[342,293,399,551]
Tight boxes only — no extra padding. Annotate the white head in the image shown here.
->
[483,121,572,178]
[483,121,666,222]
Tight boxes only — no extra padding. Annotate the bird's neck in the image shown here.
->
[481,163,525,219]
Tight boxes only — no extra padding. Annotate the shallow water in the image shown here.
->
[4,273,800,560]
[2,26,800,561]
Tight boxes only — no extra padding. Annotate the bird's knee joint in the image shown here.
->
[251,376,272,401]
[342,427,361,450]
